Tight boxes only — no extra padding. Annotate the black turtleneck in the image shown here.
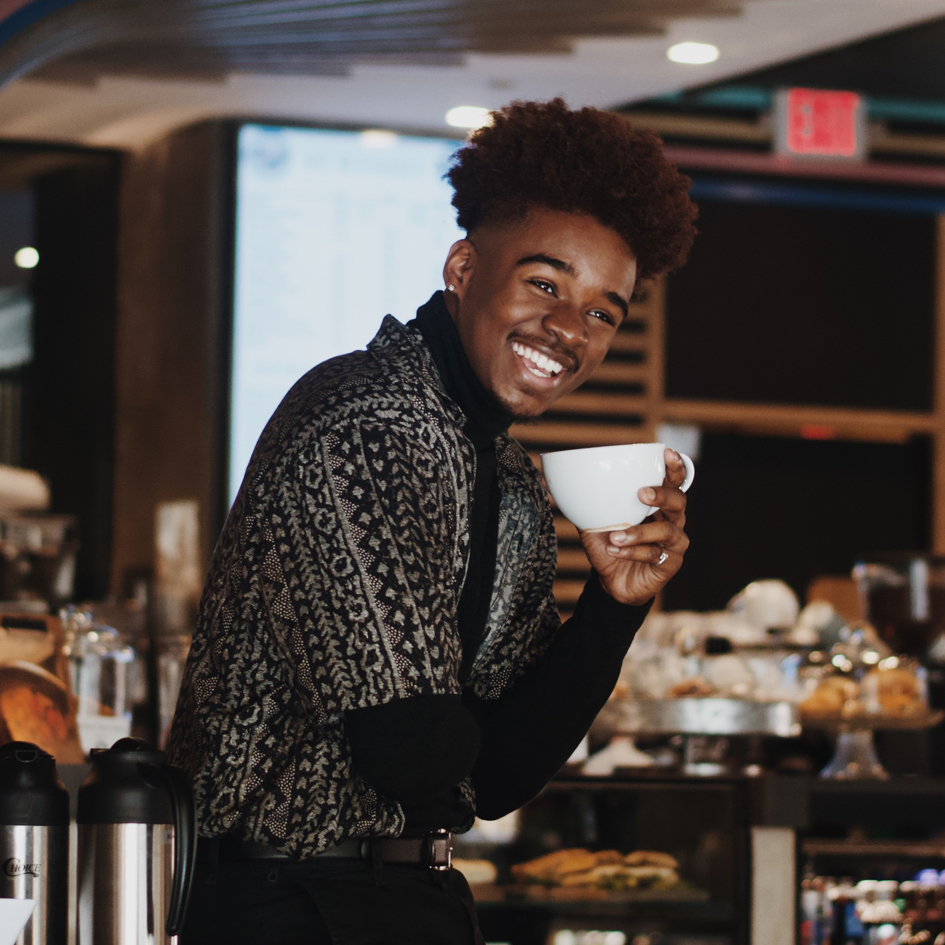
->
[410,291,513,449]
[344,293,650,832]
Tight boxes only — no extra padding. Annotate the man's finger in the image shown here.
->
[662,448,688,488]
[602,542,671,562]
[610,520,679,548]
[637,485,687,516]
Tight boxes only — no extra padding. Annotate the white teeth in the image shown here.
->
[512,341,565,377]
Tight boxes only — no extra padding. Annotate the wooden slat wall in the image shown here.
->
[511,280,665,618]
[661,399,936,443]
[111,123,229,595]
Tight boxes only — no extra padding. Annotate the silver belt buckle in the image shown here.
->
[425,829,452,871]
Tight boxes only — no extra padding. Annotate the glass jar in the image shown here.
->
[61,607,135,753]
[854,555,945,656]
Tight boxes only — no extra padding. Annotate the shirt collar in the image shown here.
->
[408,292,514,449]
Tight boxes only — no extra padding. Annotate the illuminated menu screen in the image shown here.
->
[230,124,462,503]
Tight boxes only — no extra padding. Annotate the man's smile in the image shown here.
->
[511,340,570,380]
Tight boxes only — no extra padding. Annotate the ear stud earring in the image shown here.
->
[447,284,455,292]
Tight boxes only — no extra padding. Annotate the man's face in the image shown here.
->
[443,207,637,420]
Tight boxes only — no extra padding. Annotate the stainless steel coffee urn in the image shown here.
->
[77,738,195,945]
[0,741,69,945]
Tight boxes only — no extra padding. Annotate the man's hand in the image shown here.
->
[579,448,690,606]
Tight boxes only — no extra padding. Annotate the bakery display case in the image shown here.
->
[458,773,752,945]
[453,571,945,945]
[796,777,945,945]
[457,773,945,945]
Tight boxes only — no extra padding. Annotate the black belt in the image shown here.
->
[208,829,453,871]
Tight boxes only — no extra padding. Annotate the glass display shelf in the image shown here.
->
[462,772,751,945]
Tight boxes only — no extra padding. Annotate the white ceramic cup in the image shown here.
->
[540,442,695,532]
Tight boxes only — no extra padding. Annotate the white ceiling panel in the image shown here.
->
[0,0,943,148]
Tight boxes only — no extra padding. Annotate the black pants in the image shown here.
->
[181,856,485,945]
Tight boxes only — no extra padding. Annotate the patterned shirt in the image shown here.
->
[166,315,562,857]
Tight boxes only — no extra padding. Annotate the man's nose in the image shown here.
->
[542,301,587,348]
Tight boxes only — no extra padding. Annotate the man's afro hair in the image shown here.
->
[447,99,698,283]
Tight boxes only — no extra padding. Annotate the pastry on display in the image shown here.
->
[798,675,861,719]
[511,848,680,890]
[863,664,926,718]
[625,850,679,868]
[798,658,930,722]
[0,683,69,744]
[510,848,598,884]
[0,661,84,762]
[666,677,714,698]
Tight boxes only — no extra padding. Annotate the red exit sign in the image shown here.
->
[775,88,865,160]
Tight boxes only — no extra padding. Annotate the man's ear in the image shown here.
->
[443,239,477,299]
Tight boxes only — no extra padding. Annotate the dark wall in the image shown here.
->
[665,193,937,411]
[663,433,932,611]
[661,182,940,612]
[27,154,120,600]
[110,121,230,594]
[0,190,32,288]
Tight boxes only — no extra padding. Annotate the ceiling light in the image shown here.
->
[359,129,398,149]
[667,42,720,65]
[13,247,38,269]
[445,106,493,129]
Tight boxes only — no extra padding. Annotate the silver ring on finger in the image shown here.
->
[657,549,669,566]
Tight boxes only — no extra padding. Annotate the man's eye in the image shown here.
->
[590,310,615,326]
[530,279,555,295]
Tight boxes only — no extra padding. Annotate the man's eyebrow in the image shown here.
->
[515,253,576,276]
[605,290,630,321]
[517,253,629,321]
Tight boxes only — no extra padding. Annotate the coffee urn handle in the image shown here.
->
[142,762,196,937]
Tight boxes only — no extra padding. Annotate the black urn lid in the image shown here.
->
[0,741,69,826]
[78,737,175,825]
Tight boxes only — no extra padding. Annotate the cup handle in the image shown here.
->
[645,452,695,518]
[677,452,695,493]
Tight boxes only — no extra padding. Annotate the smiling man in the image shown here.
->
[445,211,635,417]
[169,99,698,945]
